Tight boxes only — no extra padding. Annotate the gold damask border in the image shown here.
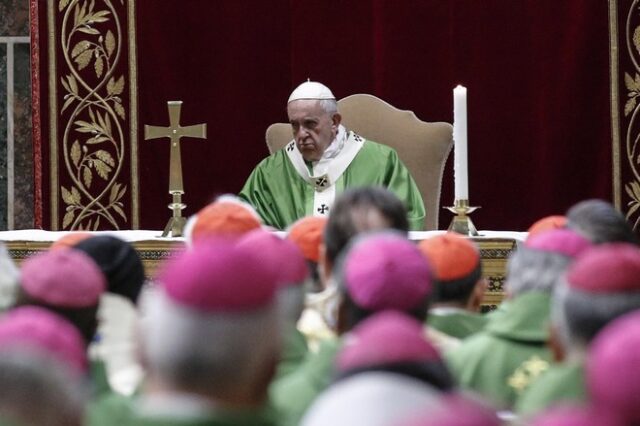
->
[46,0,139,230]
[609,0,622,209]
[47,0,59,229]
[128,0,139,228]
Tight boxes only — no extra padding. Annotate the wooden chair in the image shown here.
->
[265,94,453,230]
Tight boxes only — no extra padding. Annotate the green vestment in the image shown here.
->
[121,409,277,426]
[269,338,341,426]
[90,395,277,426]
[239,134,426,230]
[91,360,113,398]
[445,292,554,409]
[274,325,309,380]
[514,361,585,418]
[88,392,135,426]
[427,309,487,340]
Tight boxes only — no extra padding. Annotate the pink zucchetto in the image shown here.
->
[529,405,625,426]
[343,233,432,311]
[337,311,440,373]
[158,239,279,312]
[566,243,640,293]
[400,393,500,426]
[0,306,88,374]
[236,230,308,287]
[524,229,591,258]
[587,310,640,423]
[20,249,106,308]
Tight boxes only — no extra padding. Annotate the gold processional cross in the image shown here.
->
[144,101,207,237]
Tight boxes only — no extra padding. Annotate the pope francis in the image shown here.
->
[239,81,426,230]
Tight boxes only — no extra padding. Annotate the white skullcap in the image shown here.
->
[288,80,335,103]
[300,372,441,426]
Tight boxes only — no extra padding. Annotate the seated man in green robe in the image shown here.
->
[418,232,487,340]
[514,243,640,418]
[238,81,425,231]
[445,229,591,410]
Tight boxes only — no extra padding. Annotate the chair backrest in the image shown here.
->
[265,94,453,230]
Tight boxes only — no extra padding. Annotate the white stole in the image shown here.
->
[285,127,365,217]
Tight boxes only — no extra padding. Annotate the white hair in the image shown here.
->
[318,99,338,115]
[0,350,86,426]
[552,279,640,351]
[140,290,280,396]
[505,247,573,297]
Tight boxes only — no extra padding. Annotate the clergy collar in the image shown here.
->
[313,124,348,164]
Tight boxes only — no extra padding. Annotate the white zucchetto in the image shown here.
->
[288,81,336,103]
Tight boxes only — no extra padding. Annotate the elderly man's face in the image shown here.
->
[287,100,341,162]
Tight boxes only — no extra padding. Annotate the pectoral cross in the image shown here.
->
[144,101,207,237]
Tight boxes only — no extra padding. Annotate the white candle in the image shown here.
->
[453,85,469,201]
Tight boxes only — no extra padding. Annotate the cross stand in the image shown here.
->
[144,101,207,237]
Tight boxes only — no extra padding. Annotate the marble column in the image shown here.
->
[0,0,33,230]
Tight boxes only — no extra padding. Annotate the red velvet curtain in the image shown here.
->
[38,1,613,231]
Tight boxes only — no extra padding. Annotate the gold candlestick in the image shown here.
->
[445,199,480,236]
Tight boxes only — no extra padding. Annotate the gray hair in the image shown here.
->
[0,351,86,426]
[141,291,280,396]
[277,284,305,325]
[505,247,573,297]
[318,99,338,115]
[552,279,640,350]
[566,199,638,245]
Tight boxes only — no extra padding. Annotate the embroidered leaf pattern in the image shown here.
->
[94,56,103,78]
[634,26,640,56]
[62,210,75,229]
[83,166,92,188]
[626,97,637,117]
[107,76,124,96]
[59,0,128,230]
[625,73,640,92]
[93,159,112,180]
[114,102,125,119]
[61,186,81,205]
[71,41,91,58]
[71,140,81,167]
[109,183,121,204]
[95,150,115,166]
[105,30,115,57]
[74,49,93,70]
[113,204,127,221]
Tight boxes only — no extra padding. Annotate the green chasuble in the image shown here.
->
[427,308,487,340]
[239,133,426,230]
[88,392,135,426]
[514,361,585,418]
[445,292,554,409]
[121,410,277,426]
[274,325,309,380]
[91,396,277,426]
[91,360,113,398]
[269,338,341,426]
